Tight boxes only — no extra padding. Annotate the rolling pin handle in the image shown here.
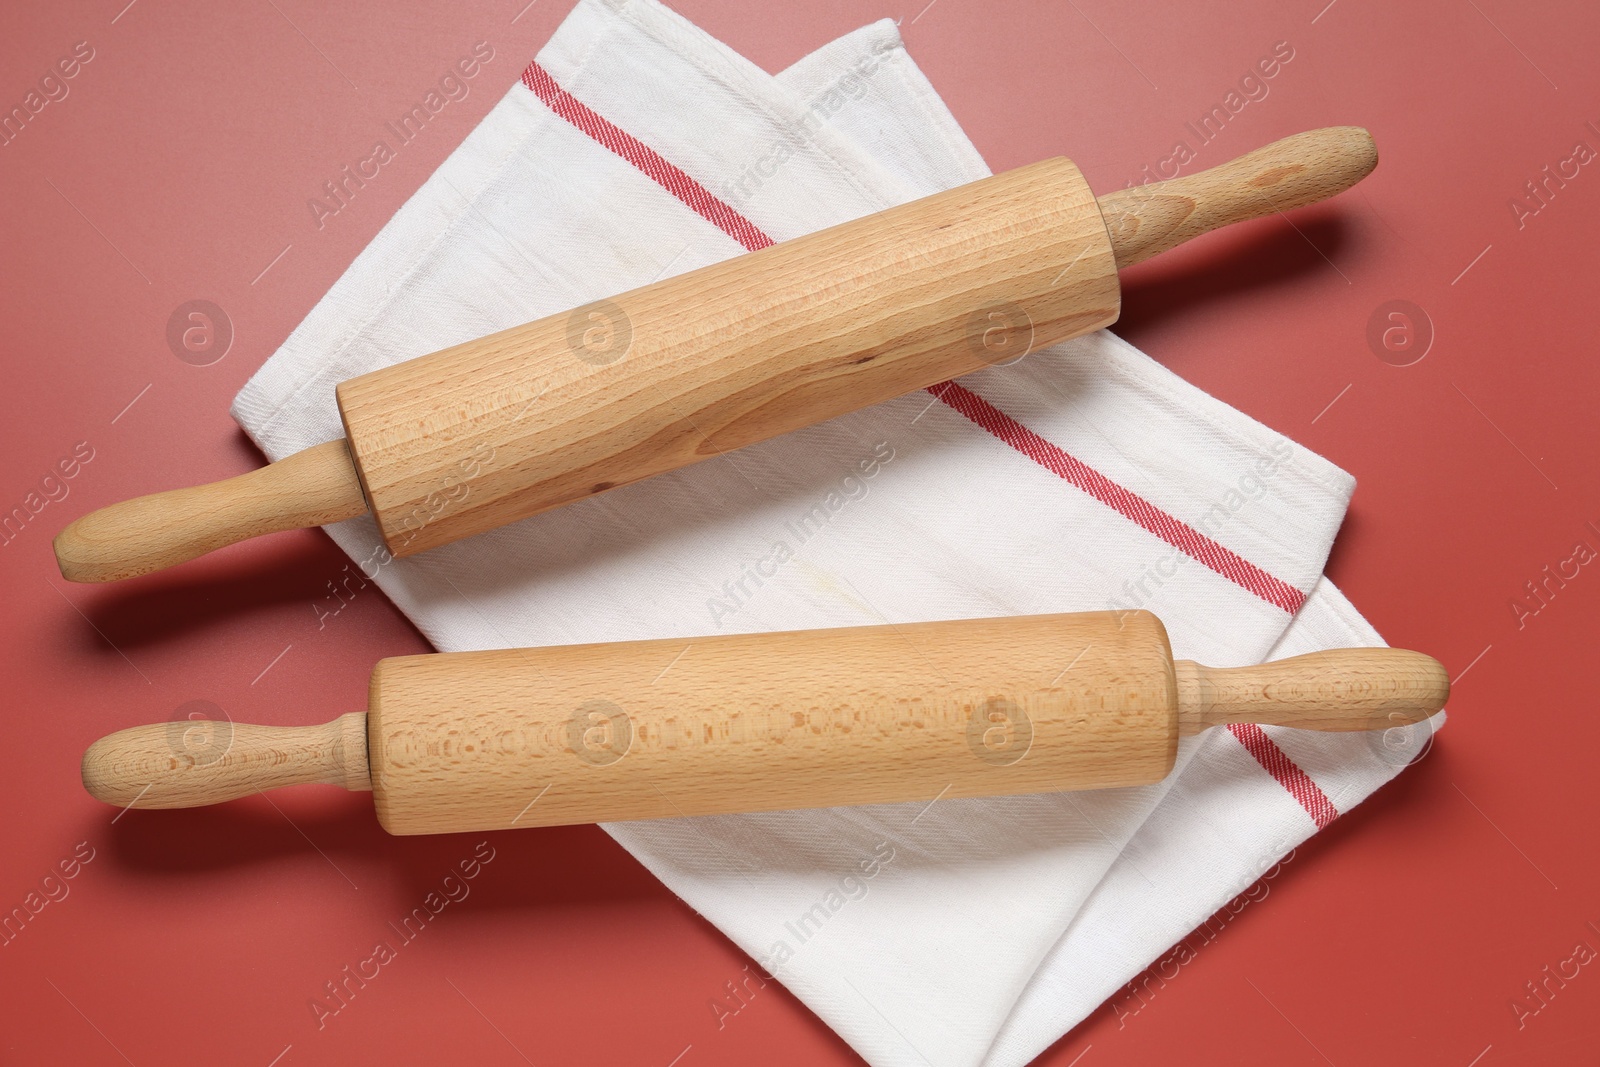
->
[1174,647,1448,736]
[82,712,371,810]
[53,439,369,583]
[1096,126,1378,268]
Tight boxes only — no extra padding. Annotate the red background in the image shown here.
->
[2,1,1597,1063]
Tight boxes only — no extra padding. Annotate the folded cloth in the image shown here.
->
[233,1,1440,1062]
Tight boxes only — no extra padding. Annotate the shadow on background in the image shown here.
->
[1114,211,1352,354]
[87,789,667,910]
[67,535,351,653]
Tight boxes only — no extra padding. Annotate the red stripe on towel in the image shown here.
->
[519,59,1338,828]
[925,380,1309,614]
[521,62,775,252]
[1227,724,1340,829]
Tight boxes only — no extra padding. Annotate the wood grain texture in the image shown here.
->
[336,157,1119,556]
[82,711,369,809]
[367,611,1175,834]
[1094,126,1378,268]
[80,611,1451,827]
[54,129,1377,580]
[1175,648,1448,735]
[53,439,367,582]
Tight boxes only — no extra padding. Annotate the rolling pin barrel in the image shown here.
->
[81,610,1448,833]
[337,156,1120,557]
[54,128,1377,583]
[367,611,1175,834]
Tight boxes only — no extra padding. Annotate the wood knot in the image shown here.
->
[1250,164,1305,188]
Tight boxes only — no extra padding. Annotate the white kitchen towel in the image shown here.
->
[232,2,1441,1064]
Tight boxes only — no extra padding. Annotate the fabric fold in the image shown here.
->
[232,2,1436,1063]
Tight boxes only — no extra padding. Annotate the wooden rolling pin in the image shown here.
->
[82,611,1445,832]
[57,127,1378,583]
